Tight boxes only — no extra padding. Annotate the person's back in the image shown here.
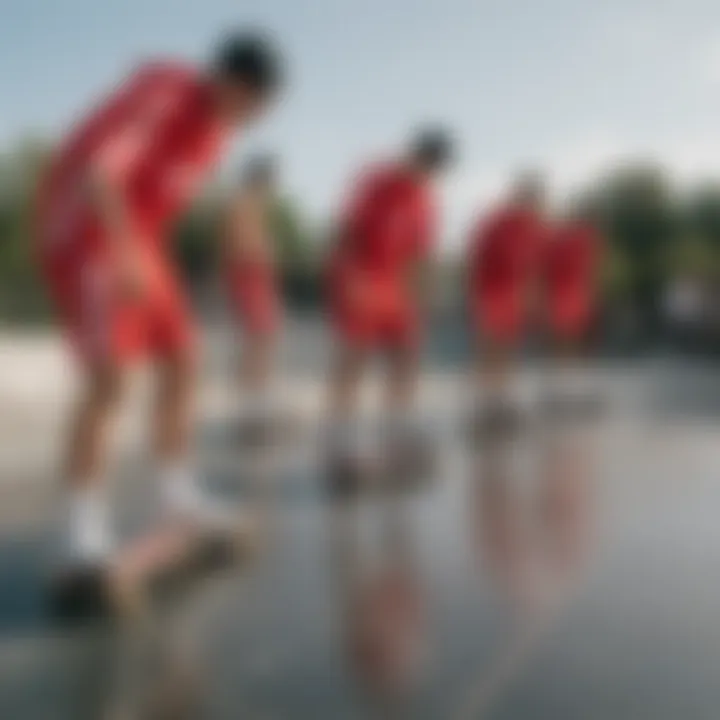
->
[333,161,434,283]
[39,60,226,258]
[36,31,285,580]
[542,213,602,344]
[544,220,599,291]
[470,203,545,290]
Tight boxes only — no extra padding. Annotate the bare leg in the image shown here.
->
[65,363,124,487]
[473,333,513,403]
[240,333,274,392]
[63,361,124,562]
[239,332,276,419]
[153,352,196,464]
[153,351,203,517]
[328,343,366,421]
[546,335,599,417]
[384,344,419,421]
[325,342,367,454]
[470,333,525,435]
[381,344,431,483]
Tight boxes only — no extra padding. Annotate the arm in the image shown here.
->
[224,193,268,263]
[79,144,144,298]
[84,162,133,261]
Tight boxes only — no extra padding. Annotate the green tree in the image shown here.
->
[683,183,720,279]
[596,164,679,339]
[173,194,223,285]
[270,195,316,270]
[0,137,53,323]
[269,195,319,307]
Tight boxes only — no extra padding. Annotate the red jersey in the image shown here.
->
[334,162,436,279]
[469,205,545,289]
[545,221,600,290]
[39,61,227,255]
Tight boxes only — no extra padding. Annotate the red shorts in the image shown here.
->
[331,302,420,351]
[38,239,194,368]
[327,268,420,351]
[35,180,195,367]
[470,282,527,346]
[546,283,594,340]
[226,263,281,338]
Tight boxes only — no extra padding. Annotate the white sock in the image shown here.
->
[67,486,113,563]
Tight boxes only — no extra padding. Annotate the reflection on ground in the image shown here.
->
[2,364,720,719]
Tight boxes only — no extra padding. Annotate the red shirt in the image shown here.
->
[334,162,436,279]
[469,205,545,289]
[41,61,227,254]
[545,221,600,290]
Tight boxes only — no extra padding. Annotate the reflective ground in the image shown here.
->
[2,357,720,719]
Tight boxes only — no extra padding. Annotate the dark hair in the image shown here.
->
[513,170,545,204]
[213,30,285,95]
[241,154,277,187]
[411,126,455,170]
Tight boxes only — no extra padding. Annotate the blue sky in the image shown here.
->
[2,0,720,245]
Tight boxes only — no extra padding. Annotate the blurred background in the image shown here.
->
[3,1,720,719]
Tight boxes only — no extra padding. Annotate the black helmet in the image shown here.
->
[411,126,455,170]
[241,153,278,186]
[214,30,285,96]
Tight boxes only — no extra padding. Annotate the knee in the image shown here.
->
[87,364,124,411]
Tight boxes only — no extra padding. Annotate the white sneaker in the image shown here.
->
[65,490,116,566]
